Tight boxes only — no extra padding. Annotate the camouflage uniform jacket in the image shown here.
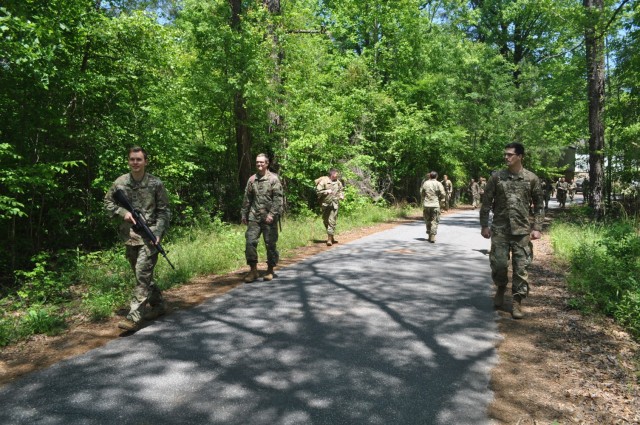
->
[479,180,487,195]
[443,179,453,195]
[241,170,284,223]
[556,181,568,193]
[470,181,480,196]
[421,179,446,208]
[315,176,344,208]
[104,172,170,246]
[480,168,544,235]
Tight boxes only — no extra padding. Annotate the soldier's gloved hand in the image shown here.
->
[265,215,274,224]
[241,217,248,225]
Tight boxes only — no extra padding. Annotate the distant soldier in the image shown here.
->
[421,171,446,243]
[556,177,568,208]
[478,177,487,206]
[568,179,577,202]
[104,146,171,332]
[442,175,453,210]
[480,142,544,319]
[315,168,345,246]
[241,153,284,283]
[470,179,480,209]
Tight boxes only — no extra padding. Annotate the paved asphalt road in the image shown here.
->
[0,210,501,425]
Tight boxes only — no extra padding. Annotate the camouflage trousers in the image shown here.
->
[444,193,451,210]
[245,220,279,267]
[422,207,441,236]
[322,204,339,235]
[472,194,481,208]
[490,232,533,299]
[125,244,162,323]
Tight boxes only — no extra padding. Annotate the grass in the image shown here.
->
[1,202,413,346]
[550,215,640,339]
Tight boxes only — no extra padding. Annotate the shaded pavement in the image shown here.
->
[0,210,500,425]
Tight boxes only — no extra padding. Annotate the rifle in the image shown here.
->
[113,189,176,270]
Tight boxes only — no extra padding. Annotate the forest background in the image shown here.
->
[1,0,639,343]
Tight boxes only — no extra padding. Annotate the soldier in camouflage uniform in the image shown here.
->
[480,142,544,319]
[478,177,487,206]
[470,179,481,209]
[104,146,171,332]
[555,177,568,208]
[241,153,284,283]
[568,178,577,203]
[315,168,345,246]
[421,171,446,243]
[442,175,453,210]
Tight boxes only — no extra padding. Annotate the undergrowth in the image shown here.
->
[551,211,640,339]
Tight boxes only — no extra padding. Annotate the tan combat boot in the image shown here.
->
[263,266,275,281]
[493,286,506,308]
[326,235,332,246]
[117,318,142,332]
[143,302,168,320]
[512,295,524,319]
[244,265,259,283]
[428,234,436,243]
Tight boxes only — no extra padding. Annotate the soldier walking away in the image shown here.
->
[556,177,568,208]
[470,178,481,209]
[421,171,446,243]
[241,153,284,283]
[104,146,171,333]
[442,175,453,210]
[479,177,487,206]
[568,178,577,203]
[315,168,345,246]
[480,142,544,319]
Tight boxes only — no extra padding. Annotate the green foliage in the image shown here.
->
[75,249,132,320]
[551,218,640,339]
[0,306,66,347]
[19,306,67,337]
[14,253,70,306]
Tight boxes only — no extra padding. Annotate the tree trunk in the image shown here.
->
[584,0,606,218]
[228,0,253,188]
[263,0,283,141]
[234,92,253,188]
